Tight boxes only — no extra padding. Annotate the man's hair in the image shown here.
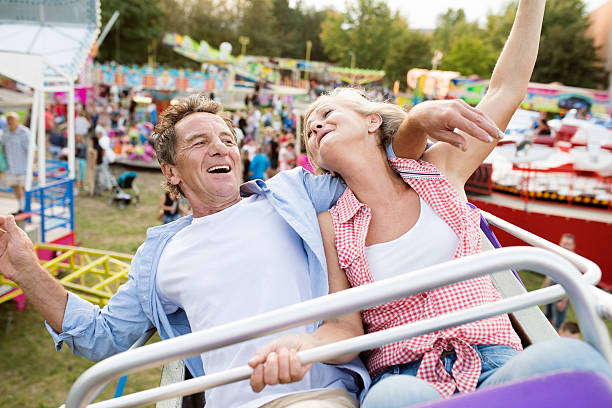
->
[559,321,580,335]
[303,87,407,175]
[153,93,236,197]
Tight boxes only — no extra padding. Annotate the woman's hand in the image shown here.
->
[399,99,503,154]
[248,333,315,393]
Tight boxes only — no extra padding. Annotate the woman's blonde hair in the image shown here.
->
[303,87,407,174]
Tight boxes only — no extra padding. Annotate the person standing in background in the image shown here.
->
[541,233,576,330]
[3,112,29,214]
[248,146,270,180]
[159,191,181,224]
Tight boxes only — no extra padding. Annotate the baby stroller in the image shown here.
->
[109,172,140,209]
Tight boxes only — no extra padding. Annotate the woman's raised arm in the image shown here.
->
[425,0,546,188]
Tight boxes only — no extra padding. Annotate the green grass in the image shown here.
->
[518,270,612,335]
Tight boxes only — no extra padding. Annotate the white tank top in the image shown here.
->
[365,197,459,281]
[156,195,355,408]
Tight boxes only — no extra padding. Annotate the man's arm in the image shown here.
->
[248,212,363,392]
[0,216,67,331]
[0,215,154,361]
[424,0,545,187]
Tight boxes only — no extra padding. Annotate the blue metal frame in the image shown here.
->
[0,159,69,193]
[25,177,74,242]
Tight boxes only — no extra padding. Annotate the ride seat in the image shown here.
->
[554,124,579,144]
[532,136,554,146]
[413,371,612,408]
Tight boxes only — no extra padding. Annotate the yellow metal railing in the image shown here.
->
[0,244,133,307]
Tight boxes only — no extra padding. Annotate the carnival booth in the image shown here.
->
[0,0,100,189]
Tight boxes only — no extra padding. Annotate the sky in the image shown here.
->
[296,0,611,30]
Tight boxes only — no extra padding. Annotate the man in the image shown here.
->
[3,112,29,214]
[541,233,576,330]
[0,95,502,407]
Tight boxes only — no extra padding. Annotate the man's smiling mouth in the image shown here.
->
[207,165,231,174]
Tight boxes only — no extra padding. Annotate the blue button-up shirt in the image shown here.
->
[46,167,370,390]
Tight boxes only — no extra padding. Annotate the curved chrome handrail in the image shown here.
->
[64,246,612,408]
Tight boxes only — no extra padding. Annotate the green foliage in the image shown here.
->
[98,0,329,67]
[384,17,434,88]
[433,8,467,55]
[238,0,279,56]
[98,0,164,65]
[320,0,395,69]
[433,8,498,78]
[320,10,352,65]
[440,34,498,77]
[532,0,607,88]
[484,2,518,53]
[96,0,608,90]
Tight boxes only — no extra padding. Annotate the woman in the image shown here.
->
[159,191,181,224]
[248,1,612,406]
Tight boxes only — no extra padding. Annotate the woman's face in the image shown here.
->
[305,100,371,172]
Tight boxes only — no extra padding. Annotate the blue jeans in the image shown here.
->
[361,338,612,408]
[162,213,180,224]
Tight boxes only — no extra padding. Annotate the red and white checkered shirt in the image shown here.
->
[328,158,522,397]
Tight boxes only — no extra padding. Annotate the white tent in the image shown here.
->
[0,0,100,189]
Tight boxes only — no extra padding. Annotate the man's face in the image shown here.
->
[7,115,18,131]
[163,112,241,208]
[559,236,575,252]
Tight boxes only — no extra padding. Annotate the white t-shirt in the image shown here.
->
[365,198,458,281]
[156,195,355,408]
[75,115,90,136]
[242,144,257,161]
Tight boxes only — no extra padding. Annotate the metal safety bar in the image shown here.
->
[88,329,157,404]
[482,210,612,333]
[64,245,612,408]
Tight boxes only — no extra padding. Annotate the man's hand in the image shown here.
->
[403,99,504,152]
[0,215,40,284]
[248,333,315,393]
[0,215,68,332]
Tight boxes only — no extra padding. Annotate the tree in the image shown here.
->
[532,0,607,88]
[433,8,493,76]
[484,1,518,53]
[301,9,329,62]
[320,10,352,65]
[384,17,434,88]
[98,0,164,64]
[237,0,279,56]
[433,9,467,55]
[320,0,394,69]
[440,34,498,77]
